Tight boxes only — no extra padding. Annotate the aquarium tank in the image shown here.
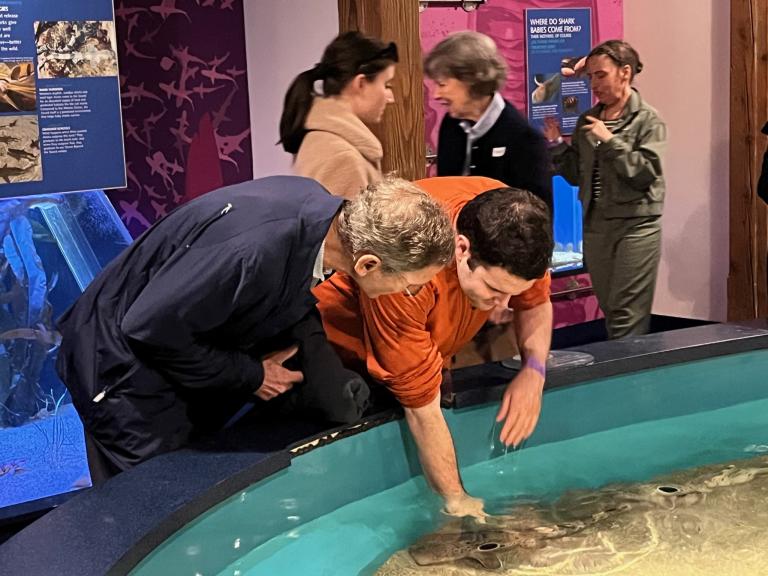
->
[0,190,131,512]
[551,175,583,274]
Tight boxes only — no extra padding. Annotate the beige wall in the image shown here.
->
[624,0,730,321]
[244,0,339,177]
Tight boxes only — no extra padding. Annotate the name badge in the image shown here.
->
[492,147,506,157]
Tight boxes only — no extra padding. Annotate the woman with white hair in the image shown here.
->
[424,31,552,210]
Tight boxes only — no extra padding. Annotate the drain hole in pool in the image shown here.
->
[657,485,681,494]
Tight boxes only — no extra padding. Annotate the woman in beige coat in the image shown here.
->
[279,32,398,199]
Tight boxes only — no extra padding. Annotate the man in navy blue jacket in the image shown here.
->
[57,176,455,482]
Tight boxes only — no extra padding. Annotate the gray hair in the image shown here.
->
[337,176,455,274]
[424,31,507,98]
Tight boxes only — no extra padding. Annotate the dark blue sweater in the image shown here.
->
[437,100,553,210]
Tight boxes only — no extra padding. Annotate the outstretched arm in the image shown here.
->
[356,286,485,517]
[405,395,486,518]
[496,300,553,447]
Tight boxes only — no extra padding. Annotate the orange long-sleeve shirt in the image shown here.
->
[313,176,551,408]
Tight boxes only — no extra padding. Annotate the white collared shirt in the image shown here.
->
[311,240,331,287]
[459,92,505,175]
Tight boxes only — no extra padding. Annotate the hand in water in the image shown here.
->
[443,493,488,522]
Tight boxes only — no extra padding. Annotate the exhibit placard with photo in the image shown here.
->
[0,0,125,197]
[525,8,592,135]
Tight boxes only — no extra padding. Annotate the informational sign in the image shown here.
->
[524,8,592,135]
[0,0,125,198]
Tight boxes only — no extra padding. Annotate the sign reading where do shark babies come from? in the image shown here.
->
[525,8,592,136]
[0,0,125,198]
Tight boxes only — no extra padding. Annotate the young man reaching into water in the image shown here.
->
[314,176,553,517]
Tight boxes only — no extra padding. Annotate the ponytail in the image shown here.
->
[279,31,399,155]
[279,68,318,154]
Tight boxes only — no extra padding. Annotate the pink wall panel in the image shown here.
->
[420,0,623,159]
[420,1,622,329]
[551,273,604,328]
[108,1,253,237]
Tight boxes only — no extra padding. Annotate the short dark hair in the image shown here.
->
[588,40,643,80]
[456,187,553,280]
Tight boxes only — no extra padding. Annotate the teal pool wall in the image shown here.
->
[449,349,768,465]
[131,349,768,576]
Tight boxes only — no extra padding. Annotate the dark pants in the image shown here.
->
[84,430,123,486]
[85,309,370,484]
[225,308,371,426]
[584,207,662,339]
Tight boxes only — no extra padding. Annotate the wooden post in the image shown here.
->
[338,0,426,181]
[729,0,768,320]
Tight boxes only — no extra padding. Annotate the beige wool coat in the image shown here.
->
[293,97,383,199]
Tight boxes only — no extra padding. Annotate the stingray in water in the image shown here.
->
[376,455,768,575]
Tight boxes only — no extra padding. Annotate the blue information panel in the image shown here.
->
[525,8,592,135]
[0,0,124,198]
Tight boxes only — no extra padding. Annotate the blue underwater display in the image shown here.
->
[0,190,130,511]
[551,175,583,274]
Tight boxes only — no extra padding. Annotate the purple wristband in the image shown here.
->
[523,357,547,379]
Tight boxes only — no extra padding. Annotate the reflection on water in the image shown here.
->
[224,397,768,576]
[378,456,768,575]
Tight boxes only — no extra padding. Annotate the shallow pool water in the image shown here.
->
[223,397,768,575]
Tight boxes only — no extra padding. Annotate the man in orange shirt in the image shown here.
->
[314,176,553,517]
